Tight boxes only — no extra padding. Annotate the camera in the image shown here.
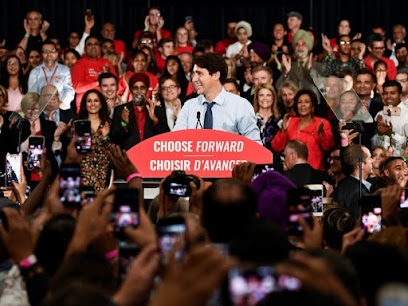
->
[163,171,200,197]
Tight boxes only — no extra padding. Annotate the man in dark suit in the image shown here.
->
[110,73,169,150]
[283,139,331,188]
[334,145,373,218]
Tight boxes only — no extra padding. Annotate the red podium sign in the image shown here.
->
[127,130,272,178]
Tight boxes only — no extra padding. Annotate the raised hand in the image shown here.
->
[121,106,130,125]
[282,114,291,133]
[146,99,158,123]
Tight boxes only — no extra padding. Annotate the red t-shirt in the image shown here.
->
[71,57,117,111]
[364,55,397,80]
[175,45,194,55]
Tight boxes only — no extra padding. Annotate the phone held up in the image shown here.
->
[5,153,22,187]
[360,194,382,235]
[111,186,140,237]
[28,136,45,171]
[156,216,187,265]
[74,120,92,154]
[286,187,313,237]
[59,164,82,208]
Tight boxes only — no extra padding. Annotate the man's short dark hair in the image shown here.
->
[383,156,404,171]
[356,69,377,84]
[101,38,114,46]
[97,73,118,86]
[322,205,356,250]
[85,35,99,45]
[223,78,239,92]
[342,145,369,176]
[158,38,174,49]
[336,35,351,44]
[368,33,385,48]
[383,80,402,94]
[42,40,57,49]
[395,43,408,52]
[160,75,180,88]
[397,67,408,75]
[193,53,228,84]
[286,139,308,160]
[196,39,214,51]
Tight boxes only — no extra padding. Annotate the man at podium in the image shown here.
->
[173,53,262,144]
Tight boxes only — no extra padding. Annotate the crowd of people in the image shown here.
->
[0,6,408,306]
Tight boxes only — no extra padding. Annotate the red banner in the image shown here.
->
[127,130,273,178]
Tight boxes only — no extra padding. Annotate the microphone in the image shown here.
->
[196,111,203,129]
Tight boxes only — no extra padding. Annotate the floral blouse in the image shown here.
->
[80,124,111,192]
[256,113,283,166]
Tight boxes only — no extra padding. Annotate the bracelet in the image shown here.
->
[341,138,348,145]
[144,27,149,32]
[121,120,128,127]
[126,173,142,183]
[54,138,60,142]
[19,254,38,269]
[24,33,30,38]
[105,249,119,260]
[277,65,282,70]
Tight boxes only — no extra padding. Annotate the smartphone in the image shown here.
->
[85,9,93,21]
[27,136,45,171]
[361,195,382,235]
[118,240,139,282]
[304,184,324,217]
[168,182,189,197]
[111,186,139,236]
[286,188,313,236]
[156,216,186,265]
[383,106,401,116]
[74,120,91,154]
[252,163,274,181]
[228,265,302,305]
[401,189,408,208]
[81,186,96,205]
[5,153,22,187]
[59,164,82,208]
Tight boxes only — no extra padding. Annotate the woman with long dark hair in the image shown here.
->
[1,55,27,112]
[76,89,112,192]
[161,55,193,102]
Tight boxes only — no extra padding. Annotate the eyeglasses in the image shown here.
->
[328,156,341,162]
[397,78,408,83]
[339,41,351,45]
[26,108,40,112]
[42,49,57,54]
[141,40,153,44]
[161,85,177,91]
[373,46,385,51]
[7,61,18,66]
[149,13,161,17]
[42,94,58,98]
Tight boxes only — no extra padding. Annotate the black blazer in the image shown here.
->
[284,163,331,188]
[334,176,371,218]
[110,102,170,150]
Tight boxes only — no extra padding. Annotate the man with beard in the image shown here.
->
[110,73,169,150]
[383,156,408,187]
[322,34,366,76]
[275,29,325,101]
[71,36,117,112]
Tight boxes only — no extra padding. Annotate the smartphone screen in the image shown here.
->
[228,266,302,305]
[400,189,408,208]
[156,217,186,265]
[81,186,96,205]
[361,195,382,234]
[118,240,139,282]
[169,182,188,197]
[28,136,44,170]
[5,153,22,187]
[74,120,91,154]
[305,184,324,217]
[286,188,313,236]
[252,164,274,181]
[111,187,139,235]
[60,164,82,208]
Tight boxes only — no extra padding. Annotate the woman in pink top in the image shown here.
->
[1,55,27,112]
[272,89,334,170]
